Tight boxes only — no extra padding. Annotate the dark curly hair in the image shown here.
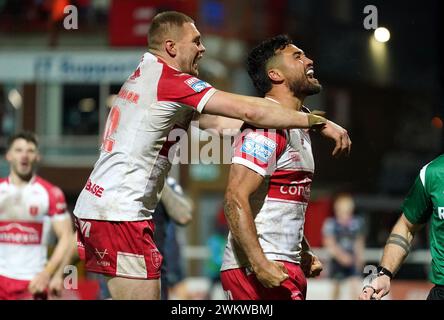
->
[247,35,293,96]
[7,131,39,150]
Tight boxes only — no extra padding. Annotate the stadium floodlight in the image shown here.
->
[374,27,390,43]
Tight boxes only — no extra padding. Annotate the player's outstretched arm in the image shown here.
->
[204,91,352,156]
[224,164,289,288]
[204,91,326,129]
[359,213,423,300]
[195,113,243,137]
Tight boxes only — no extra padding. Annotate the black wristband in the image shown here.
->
[377,266,393,279]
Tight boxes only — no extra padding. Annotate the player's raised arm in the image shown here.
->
[204,90,327,130]
[204,91,352,157]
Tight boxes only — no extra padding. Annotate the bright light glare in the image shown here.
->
[8,89,22,109]
[374,27,390,43]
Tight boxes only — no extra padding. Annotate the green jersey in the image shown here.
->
[401,154,444,285]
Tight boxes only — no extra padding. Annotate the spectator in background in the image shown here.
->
[0,132,73,300]
[322,193,365,300]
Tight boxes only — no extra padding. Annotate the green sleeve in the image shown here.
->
[401,175,433,225]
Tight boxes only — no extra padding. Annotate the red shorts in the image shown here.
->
[75,217,162,280]
[220,261,307,300]
[0,275,47,300]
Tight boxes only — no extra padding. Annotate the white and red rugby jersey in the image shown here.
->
[74,52,216,221]
[221,120,314,271]
[0,176,69,280]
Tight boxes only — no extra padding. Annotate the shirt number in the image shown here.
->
[102,106,120,153]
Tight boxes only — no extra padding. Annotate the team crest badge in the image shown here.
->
[151,249,161,269]
[29,206,39,216]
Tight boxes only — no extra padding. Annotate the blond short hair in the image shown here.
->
[148,11,194,50]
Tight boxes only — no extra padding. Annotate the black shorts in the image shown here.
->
[329,260,359,280]
[427,285,444,300]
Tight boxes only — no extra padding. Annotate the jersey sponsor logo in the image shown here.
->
[84,179,104,198]
[267,174,312,203]
[95,248,108,259]
[184,77,211,92]
[241,133,277,163]
[95,248,110,267]
[79,220,91,238]
[0,221,43,245]
[280,182,311,198]
[96,260,110,267]
[438,207,444,220]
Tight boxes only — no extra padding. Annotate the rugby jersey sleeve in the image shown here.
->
[232,127,287,177]
[48,185,69,220]
[401,164,433,225]
[157,72,217,113]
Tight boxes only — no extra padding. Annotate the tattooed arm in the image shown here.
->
[224,164,289,288]
[359,213,424,300]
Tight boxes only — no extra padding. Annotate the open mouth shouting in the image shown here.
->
[192,55,202,73]
[306,68,315,79]
[306,67,319,84]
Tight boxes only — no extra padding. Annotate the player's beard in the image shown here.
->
[12,162,35,182]
[290,76,322,97]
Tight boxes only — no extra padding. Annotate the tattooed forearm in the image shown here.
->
[386,233,410,254]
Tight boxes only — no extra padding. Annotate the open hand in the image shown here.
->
[320,120,351,157]
[358,275,391,300]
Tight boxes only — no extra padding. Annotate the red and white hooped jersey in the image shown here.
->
[221,120,314,271]
[0,176,69,280]
[73,52,216,222]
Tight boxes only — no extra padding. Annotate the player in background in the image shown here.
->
[220,34,345,300]
[73,11,351,300]
[359,155,444,300]
[0,132,73,300]
[322,193,365,299]
[48,177,192,300]
[153,177,193,300]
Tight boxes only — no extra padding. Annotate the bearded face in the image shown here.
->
[274,45,322,98]
[288,70,322,97]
